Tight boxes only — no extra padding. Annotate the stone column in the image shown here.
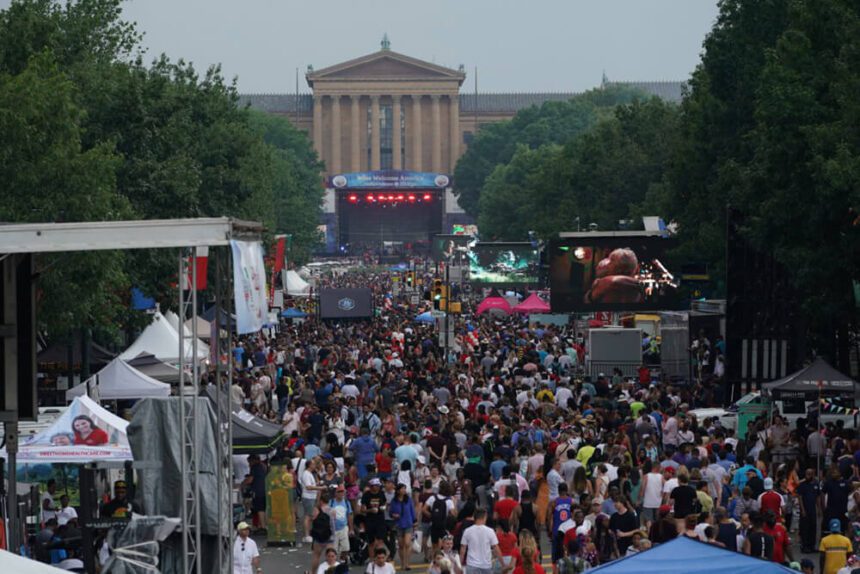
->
[313,95,323,160]
[350,96,361,172]
[370,95,381,171]
[449,94,460,172]
[331,95,341,174]
[412,95,423,171]
[392,95,402,170]
[431,94,442,172]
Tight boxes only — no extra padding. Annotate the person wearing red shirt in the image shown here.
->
[763,511,792,564]
[72,415,109,446]
[512,541,544,574]
[375,445,394,480]
[494,492,518,523]
[758,478,784,519]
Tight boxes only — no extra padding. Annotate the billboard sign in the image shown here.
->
[549,236,680,312]
[329,170,450,190]
[468,242,540,286]
[319,288,373,320]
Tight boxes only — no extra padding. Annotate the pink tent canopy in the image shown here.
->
[513,293,550,314]
[476,295,512,315]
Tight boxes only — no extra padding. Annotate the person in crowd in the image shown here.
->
[233,522,261,574]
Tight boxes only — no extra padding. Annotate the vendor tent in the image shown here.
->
[512,293,550,314]
[286,269,311,296]
[587,536,794,574]
[37,337,115,368]
[126,352,181,383]
[281,307,308,319]
[762,356,858,397]
[66,356,171,401]
[0,396,131,463]
[202,387,284,454]
[185,315,212,339]
[119,311,207,364]
[0,550,70,573]
[476,291,512,315]
[164,310,210,356]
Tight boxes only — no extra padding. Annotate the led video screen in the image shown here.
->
[319,288,373,320]
[468,242,540,286]
[431,234,473,262]
[549,237,680,312]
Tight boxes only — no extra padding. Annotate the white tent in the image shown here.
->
[286,269,311,297]
[0,396,131,463]
[65,356,171,401]
[0,550,70,573]
[119,311,207,364]
[185,315,212,339]
[164,310,210,355]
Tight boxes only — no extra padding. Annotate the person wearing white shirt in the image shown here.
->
[57,494,78,526]
[41,480,58,525]
[317,546,341,574]
[459,509,504,574]
[365,548,396,574]
[555,386,573,408]
[233,522,261,574]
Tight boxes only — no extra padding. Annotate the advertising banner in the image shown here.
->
[329,170,450,190]
[266,463,297,545]
[319,288,373,320]
[231,240,269,334]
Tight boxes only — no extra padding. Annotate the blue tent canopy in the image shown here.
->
[588,537,795,574]
[415,311,435,324]
[281,308,308,318]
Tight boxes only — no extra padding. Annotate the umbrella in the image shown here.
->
[281,308,308,318]
[415,311,437,324]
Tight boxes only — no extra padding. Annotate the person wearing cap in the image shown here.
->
[102,480,131,518]
[361,478,389,557]
[820,518,852,574]
[233,521,261,574]
[757,477,784,520]
[330,484,353,564]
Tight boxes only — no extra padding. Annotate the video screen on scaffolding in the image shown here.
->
[549,237,681,312]
[468,242,540,286]
[431,234,473,262]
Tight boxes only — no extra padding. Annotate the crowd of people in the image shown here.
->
[227,265,859,574]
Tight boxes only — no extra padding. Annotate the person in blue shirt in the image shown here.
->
[349,427,378,479]
[731,456,763,492]
[548,483,574,563]
[489,451,507,482]
[330,485,353,562]
[389,483,417,571]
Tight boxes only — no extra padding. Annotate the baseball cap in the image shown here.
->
[800,559,815,570]
[369,478,382,486]
[829,518,842,533]
[763,477,773,490]
[237,521,250,531]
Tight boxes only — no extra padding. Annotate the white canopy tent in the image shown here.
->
[0,550,70,573]
[0,396,131,463]
[65,356,171,401]
[185,315,212,340]
[119,311,207,364]
[285,269,311,297]
[164,310,210,355]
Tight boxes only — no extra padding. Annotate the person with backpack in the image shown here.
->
[310,492,336,574]
[424,482,457,559]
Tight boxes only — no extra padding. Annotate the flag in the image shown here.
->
[274,235,287,273]
[182,246,209,290]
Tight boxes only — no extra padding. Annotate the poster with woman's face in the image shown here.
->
[23,400,121,448]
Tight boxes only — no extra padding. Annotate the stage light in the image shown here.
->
[396,194,404,201]
[387,194,395,200]
[365,194,375,202]
[378,195,387,202]
[348,194,358,203]
[423,193,432,201]
[408,194,416,202]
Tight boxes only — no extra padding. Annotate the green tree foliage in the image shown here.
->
[477,98,679,241]
[453,86,644,216]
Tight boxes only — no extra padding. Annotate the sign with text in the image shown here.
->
[231,240,269,334]
[329,170,450,189]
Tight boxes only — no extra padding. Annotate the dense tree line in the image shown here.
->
[0,0,323,340]
[456,0,860,365]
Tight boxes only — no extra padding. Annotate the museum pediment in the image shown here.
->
[307,50,465,86]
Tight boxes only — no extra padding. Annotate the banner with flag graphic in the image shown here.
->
[819,398,860,416]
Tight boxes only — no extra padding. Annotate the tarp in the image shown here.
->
[164,310,210,357]
[476,295,512,315]
[0,396,131,463]
[512,293,550,314]
[285,269,311,297]
[202,387,284,454]
[66,357,171,401]
[586,536,795,574]
[762,356,859,397]
[126,352,181,384]
[119,311,207,364]
[200,306,236,328]
[0,550,70,573]
[127,397,228,537]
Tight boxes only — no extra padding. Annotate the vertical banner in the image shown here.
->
[266,463,296,545]
[231,240,268,334]
[273,235,287,273]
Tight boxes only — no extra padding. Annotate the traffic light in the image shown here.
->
[432,279,443,310]
[406,272,414,286]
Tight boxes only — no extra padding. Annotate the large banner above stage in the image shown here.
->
[329,170,451,190]
[231,240,269,334]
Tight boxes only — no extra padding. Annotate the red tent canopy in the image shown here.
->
[476,295,512,315]
[512,293,550,314]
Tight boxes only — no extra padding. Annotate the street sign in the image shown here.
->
[430,310,446,318]
[410,295,419,305]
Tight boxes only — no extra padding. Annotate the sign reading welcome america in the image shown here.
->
[329,170,451,189]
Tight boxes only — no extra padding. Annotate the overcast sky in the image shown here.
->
[4,0,720,94]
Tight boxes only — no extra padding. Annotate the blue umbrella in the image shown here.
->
[415,311,435,324]
[281,308,308,318]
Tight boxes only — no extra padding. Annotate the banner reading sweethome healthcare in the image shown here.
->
[231,240,268,334]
